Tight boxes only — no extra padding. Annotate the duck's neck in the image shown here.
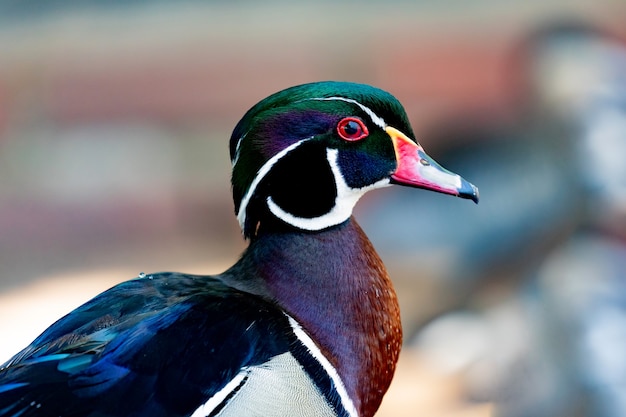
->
[234,218,402,417]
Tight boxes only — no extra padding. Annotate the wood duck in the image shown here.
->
[0,81,478,417]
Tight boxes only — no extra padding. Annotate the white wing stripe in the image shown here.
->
[286,314,359,417]
[190,370,248,417]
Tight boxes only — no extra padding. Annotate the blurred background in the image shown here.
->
[1,1,626,416]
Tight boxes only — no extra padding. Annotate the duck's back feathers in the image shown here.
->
[0,274,355,417]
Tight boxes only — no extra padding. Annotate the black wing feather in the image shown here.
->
[0,273,293,417]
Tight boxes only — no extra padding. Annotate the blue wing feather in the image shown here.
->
[0,272,293,417]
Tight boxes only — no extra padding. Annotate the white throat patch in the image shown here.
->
[267,148,390,231]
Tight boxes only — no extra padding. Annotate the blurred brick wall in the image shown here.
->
[0,2,624,288]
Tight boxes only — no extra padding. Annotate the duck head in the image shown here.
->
[230,81,479,239]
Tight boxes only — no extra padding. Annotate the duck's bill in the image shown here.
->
[387,127,479,204]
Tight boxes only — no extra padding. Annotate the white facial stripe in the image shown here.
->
[190,369,249,417]
[237,138,313,230]
[286,314,359,417]
[232,132,247,166]
[267,149,390,231]
[308,97,387,129]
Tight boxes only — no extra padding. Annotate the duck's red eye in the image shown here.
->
[337,117,368,142]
